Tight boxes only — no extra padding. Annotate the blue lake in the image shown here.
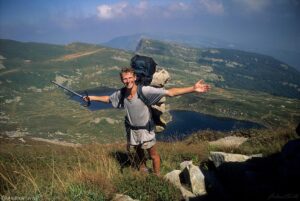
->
[157,110,264,141]
[69,87,264,139]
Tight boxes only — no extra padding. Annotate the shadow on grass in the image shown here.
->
[110,151,139,173]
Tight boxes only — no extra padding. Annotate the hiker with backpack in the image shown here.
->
[83,56,211,175]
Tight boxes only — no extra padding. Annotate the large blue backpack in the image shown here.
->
[130,54,157,86]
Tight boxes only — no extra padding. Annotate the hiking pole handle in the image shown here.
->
[83,91,91,107]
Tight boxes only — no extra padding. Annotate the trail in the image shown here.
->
[31,137,81,147]
[52,49,102,61]
[0,68,20,76]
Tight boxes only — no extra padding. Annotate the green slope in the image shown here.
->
[136,38,300,99]
[0,39,299,144]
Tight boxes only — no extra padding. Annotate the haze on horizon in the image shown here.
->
[0,0,299,69]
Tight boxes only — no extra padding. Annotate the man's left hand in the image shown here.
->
[193,80,211,93]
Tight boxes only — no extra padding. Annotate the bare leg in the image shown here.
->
[147,145,160,175]
[135,146,147,171]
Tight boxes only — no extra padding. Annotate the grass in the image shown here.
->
[0,139,184,200]
[185,126,298,156]
[0,125,298,200]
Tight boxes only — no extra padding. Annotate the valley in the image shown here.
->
[0,39,299,144]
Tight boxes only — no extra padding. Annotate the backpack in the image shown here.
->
[118,55,170,133]
[130,54,157,85]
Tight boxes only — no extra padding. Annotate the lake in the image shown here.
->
[69,87,264,139]
[157,110,264,141]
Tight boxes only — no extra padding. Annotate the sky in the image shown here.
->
[0,0,299,67]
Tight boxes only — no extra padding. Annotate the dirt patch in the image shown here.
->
[52,49,102,61]
[209,136,248,148]
[31,137,81,147]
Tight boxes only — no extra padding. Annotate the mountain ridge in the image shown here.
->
[103,33,300,71]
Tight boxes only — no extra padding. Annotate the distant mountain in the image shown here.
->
[103,33,300,71]
[136,38,300,99]
[102,33,236,51]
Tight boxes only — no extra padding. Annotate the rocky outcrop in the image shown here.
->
[209,151,262,167]
[112,194,139,201]
[164,161,206,200]
[164,170,196,199]
[209,136,248,148]
[164,129,300,201]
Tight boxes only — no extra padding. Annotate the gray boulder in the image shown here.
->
[209,151,262,167]
[112,194,139,201]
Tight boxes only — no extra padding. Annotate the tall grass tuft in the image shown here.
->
[0,141,122,200]
[237,127,298,155]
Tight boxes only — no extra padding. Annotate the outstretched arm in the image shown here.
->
[165,80,211,97]
[83,95,110,103]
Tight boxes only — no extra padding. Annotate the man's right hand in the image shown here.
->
[82,95,110,103]
[83,96,90,102]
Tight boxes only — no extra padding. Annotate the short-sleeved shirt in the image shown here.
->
[109,86,166,147]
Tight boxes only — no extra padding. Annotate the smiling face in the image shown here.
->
[121,71,136,89]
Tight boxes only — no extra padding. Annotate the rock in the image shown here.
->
[180,187,196,200]
[19,138,26,143]
[112,194,139,201]
[209,151,262,167]
[209,136,248,148]
[180,164,206,195]
[164,170,182,188]
[180,161,193,170]
[164,170,196,199]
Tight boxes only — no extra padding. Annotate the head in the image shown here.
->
[120,67,137,89]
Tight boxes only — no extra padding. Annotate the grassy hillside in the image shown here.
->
[0,38,299,200]
[0,127,297,200]
[0,39,299,145]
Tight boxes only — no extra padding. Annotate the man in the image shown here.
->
[84,67,211,175]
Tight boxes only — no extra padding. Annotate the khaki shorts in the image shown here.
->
[141,138,156,149]
[129,138,156,150]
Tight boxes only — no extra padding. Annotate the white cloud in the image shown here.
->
[97,2,128,20]
[96,0,224,21]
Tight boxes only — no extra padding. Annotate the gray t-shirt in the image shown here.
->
[109,86,166,146]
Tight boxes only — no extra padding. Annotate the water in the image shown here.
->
[69,88,264,140]
[157,110,264,141]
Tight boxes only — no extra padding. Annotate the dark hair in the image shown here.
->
[119,67,136,78]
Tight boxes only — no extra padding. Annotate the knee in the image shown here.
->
[150,152,160,161]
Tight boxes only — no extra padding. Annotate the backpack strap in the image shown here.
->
[117,87,127,108]
[137,84,151,106]
[121,85,154,132]
[125,116,154,131]
[117,85,149,108]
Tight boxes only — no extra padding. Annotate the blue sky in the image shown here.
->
[0,0,299,67]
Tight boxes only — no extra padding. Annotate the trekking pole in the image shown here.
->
[51,81,90,107]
